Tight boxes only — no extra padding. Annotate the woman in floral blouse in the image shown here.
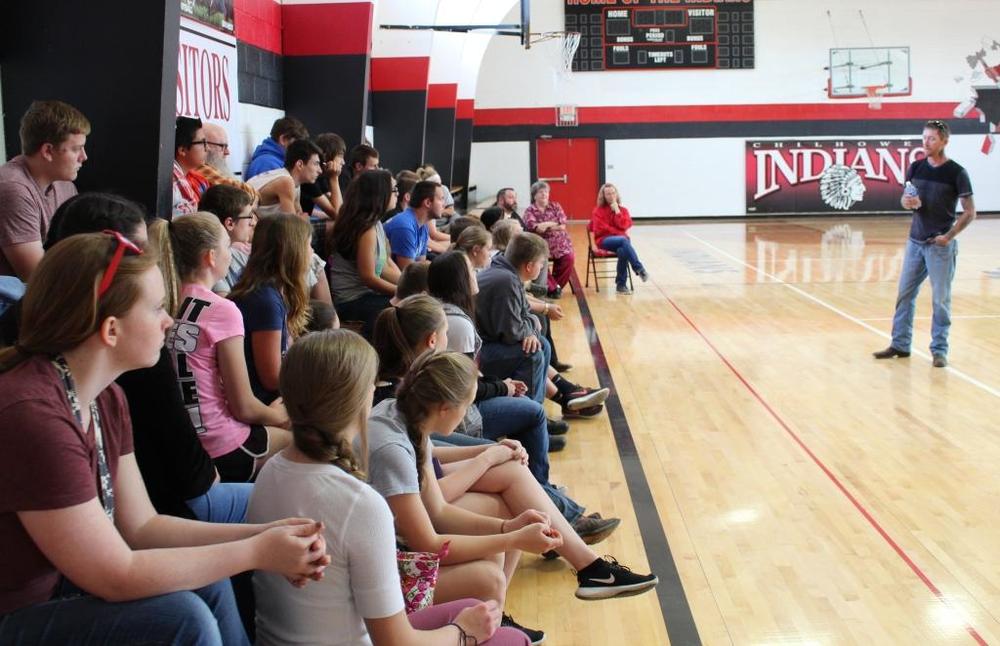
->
[523,181,575,298]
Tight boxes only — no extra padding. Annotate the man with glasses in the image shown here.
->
[172,116,210,218]
[873,120,976,368]
[195,122,259,202]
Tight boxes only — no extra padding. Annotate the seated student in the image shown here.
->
[391,259,430,305]
[247,139,323,217]
[590,183,649,295]
[0,232,330,645]
[166,212,291,483]
[417,164,457,219]
[199,184,255,295]
[447,216,483,245]
[172,117,210,218]
[41,194,238,524]
[455,224,493,270]
[489,219,522,256]
[384,180,442,269]
[367,352,659,616]
[230,214,313,404]
[476,234,607,417]
[368,349,558,643]
[327,169,400,338]
[247,330,528,646]
[300,132,346,219]
[421,264,625,544]
[0,100,88,281]
[522,181,573,299]
[245,116,309,180]
[385,169,419,223]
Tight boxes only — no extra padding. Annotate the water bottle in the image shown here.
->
[903,181,918,198]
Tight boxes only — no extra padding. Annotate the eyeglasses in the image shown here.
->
[98,230,143,298]
[206,141,230,151]
[189,139,209,149]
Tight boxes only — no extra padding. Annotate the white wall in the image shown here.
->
[469,141,530,206]
[238,102,284,174]
[470,0,1000,216]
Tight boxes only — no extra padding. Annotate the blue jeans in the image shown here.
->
[478,396,550,483]
[479,336,551,404]
[186,482,253,524]
[0,579,247,646]
[890,238,958,356]
[599,236,645,288]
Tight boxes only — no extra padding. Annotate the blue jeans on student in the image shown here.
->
[890,238,957,356]
[478,396,550,483]
[186,482,254,524]
[0,579,248,646]
[599,236,645,288]
[479,336,551,404]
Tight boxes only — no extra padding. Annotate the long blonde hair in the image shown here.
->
[229,214,312,336]
[0,233,159,371]
[372,294,446,380]
[166,212,227,282]
[280,329,378,478]
[596,182,621,208]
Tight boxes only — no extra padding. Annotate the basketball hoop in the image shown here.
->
[555,105,578,127]
[865,84,888,110]
[528,31,581,73]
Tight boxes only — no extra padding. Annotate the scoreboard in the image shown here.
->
[565,0,755,72]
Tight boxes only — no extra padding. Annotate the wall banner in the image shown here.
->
[746,138,926,215]
[177,16,245,176]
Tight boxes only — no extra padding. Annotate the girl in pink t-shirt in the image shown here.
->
[165,212,290,482]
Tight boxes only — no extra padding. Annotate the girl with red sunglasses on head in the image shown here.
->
[0,232,329,645]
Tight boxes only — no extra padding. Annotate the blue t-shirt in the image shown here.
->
[233,285,288,403]
[383,207,428,262]
[905,158,973,242]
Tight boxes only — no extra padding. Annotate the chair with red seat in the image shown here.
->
[585,223,632,292]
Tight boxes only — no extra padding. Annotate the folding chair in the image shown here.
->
[585,225,632,292]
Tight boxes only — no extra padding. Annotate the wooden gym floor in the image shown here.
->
[505,216,1000,646]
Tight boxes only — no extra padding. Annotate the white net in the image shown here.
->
[562,32,581,72]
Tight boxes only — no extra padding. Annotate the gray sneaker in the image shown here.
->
[616,285,633,295]
[573,513,622,545]
[933,354,948,368]
[638,269,650,283]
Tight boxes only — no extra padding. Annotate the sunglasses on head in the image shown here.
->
[97,230,143,299]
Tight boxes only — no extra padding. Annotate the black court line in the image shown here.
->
[568,271,702,646]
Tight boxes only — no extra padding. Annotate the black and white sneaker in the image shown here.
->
[501,613,545,645]
[575,557,658,600]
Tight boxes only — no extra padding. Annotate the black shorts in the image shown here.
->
[214,425,269,483]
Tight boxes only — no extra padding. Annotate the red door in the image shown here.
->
[536,138,599,220]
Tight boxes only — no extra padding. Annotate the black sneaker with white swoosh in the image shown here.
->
[575,556,659,600]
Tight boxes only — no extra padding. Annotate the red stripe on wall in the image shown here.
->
[235,0,282,54]
[370,57,430,92]
[457,99,475,120]
[282,2,373,57]
[427,84,458,110]
[474,102,964,126]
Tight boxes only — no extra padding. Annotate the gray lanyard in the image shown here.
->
[52,355,115,520]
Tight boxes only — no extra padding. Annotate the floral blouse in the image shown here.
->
[523,201,574,259]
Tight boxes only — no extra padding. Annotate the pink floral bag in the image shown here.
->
[397,541,450,614]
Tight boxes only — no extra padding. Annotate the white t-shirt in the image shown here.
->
[247,452,404,646]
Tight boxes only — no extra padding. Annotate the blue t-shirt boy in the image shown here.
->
[383,207,429,263]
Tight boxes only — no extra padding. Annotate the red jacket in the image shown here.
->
[590,204,633,246]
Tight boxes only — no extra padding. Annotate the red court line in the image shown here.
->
[662,294,989,646]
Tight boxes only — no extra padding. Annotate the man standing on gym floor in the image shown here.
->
[873,119,976,368]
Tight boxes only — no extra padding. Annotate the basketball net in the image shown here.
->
[865,84,888,110]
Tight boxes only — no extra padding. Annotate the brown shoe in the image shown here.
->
[873,346,910,359]
[933,354,948,368]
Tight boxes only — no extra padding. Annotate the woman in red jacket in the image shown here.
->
[590,183,649,294]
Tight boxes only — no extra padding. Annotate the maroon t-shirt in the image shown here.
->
[0,355,134,614]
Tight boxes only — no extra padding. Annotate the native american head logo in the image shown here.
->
[819,164,866,211]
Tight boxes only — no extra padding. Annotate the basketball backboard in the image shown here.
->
[828,46,911,98]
